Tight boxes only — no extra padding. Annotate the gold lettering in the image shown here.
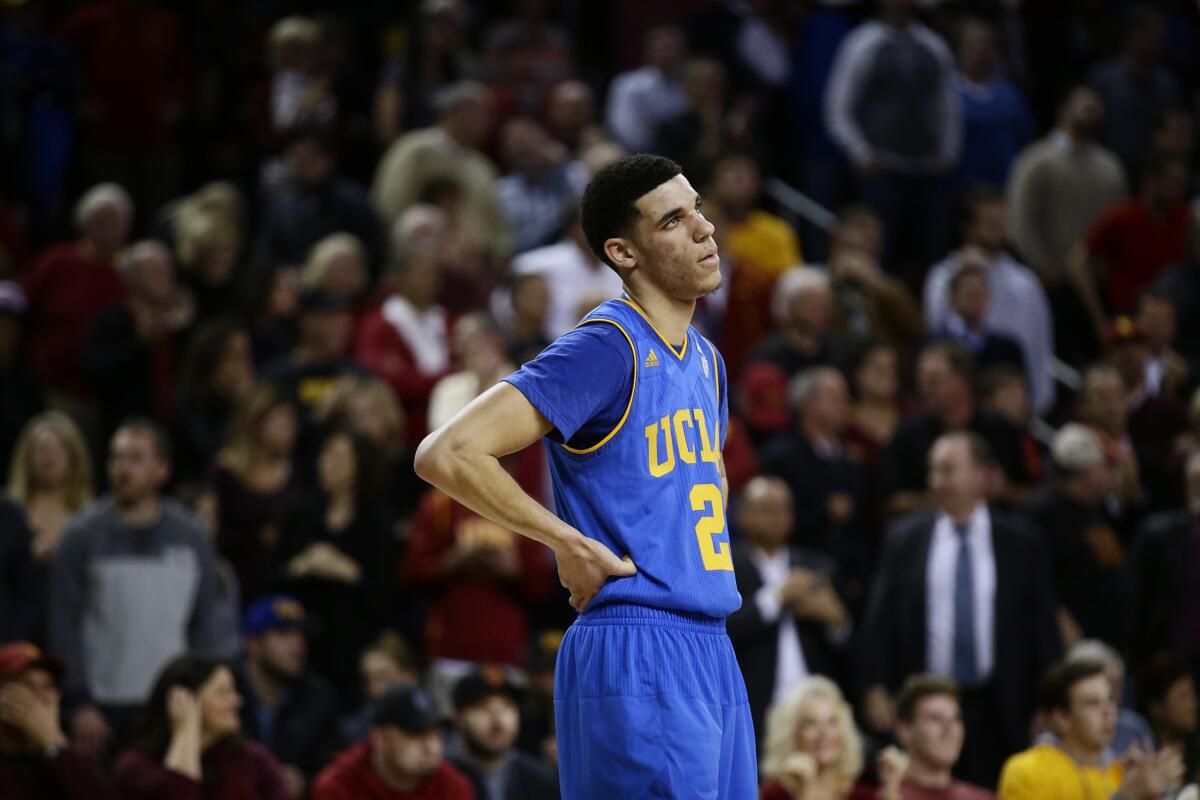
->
[692,408,720,463]
[672,410,696,464]
[645,417,676,477]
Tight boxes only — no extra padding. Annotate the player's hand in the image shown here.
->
[555,535,636,612]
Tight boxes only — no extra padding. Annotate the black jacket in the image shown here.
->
[1132,509,1195,666]
[235,661,343,781]
[451,749,559,800]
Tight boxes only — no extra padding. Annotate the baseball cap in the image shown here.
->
[0,642,64,682]
[243,595,307,636]
[453,665,523,711]
[371,685,442,733]
[0,281,27,316]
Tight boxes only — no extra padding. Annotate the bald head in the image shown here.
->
[738,476,793,550]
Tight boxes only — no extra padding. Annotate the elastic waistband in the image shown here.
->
[574,603,726,632]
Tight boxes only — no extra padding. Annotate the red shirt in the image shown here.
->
[311,742,475,800]
[21,242,127,396]
[1085,199,1188,312]
[114,741,287,800]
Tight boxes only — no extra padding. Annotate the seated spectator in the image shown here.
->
[503,272,552,365]
[869,675,994,800]
[300,234,370,304]
[930,262,1026,380]
[843,341,903,478]
[1070,151,1190,339]
[760,676,863,800]
[211,385,303,603]
[449,667,559,800]
[169,188,242,326]
[0,642,113,800]
[172,321,256,487]
[0,283,44,484]
[1063,640,1153,756]
[236,596,342,799]
[878,342,1030,518]
[603,25,688,153]
[998,658,1184,799]
[494,117,583,254]
[1021,424,1133,651]
[727,477,850,756]
[21,184,131,410]
[709,153,802,279]
[115,654,286,800]
[753,268,842,379]
[49,419,227,757]
[428,314,514,432]
[312,685,474,800]
[277,428,397,700]
[84,241,193,444]
[923,187,1053,415]
[1139,653,1199,784]
[341,631,420,744]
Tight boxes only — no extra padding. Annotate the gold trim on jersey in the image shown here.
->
[617,297,687,361]
[561,318,638,455]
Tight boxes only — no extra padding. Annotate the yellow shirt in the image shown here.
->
[726,210,802,276]
[998,743,1122,800]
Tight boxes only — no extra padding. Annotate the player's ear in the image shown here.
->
[604,237,637,272]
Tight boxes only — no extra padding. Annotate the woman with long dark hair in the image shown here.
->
[115,654,286,800]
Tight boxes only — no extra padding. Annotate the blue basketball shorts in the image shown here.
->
[554,604,758,799]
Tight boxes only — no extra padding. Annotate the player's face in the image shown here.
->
[628,174,720,301]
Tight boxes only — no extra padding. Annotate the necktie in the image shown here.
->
[953,523,979,686]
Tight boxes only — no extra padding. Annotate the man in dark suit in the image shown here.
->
[930,262,1027,379]
[727,476,851,756]
[860,431,1061,788]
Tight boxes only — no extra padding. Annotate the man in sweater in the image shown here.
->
[48,419,225,757]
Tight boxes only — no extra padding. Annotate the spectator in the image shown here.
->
[503,272,552,365]
[1150,208,1200,377]
[0,642,114,800]
[354,206,454,447]
[923,187,1054,415]
[1023,424,1133,650]
[1139,653,1199,783]
[878,343,1030,518]
[752,268,841,379]
[236,595,342,799]
[277,428,397,700]
[652,58,738,181]
[372,81,511,259]
[1086,6,1183,182]
[861,432,1060,787]
[1134,290,1188,402]
[21,184,131,411]
[0,283,43,485]
[115,654,287,800]
[428,314,513,431]
[84,241,192,444]
[708,153,802,279]
[1063,640,1153,756]
[603,25,688,153]
[760,676,863,800]
[301,233,370,303]
[1071,151,1190,339]
[997,658,1184,800]
[449,667,558,800]
[172,320,256,487]
[341,631,420,744]
[953,18,1034,187]
[265,17,336,138]
[543,80,599,155]
[824,0,960,276]
[930,262,1027,380]
[311,685,474,800]
[760,369,869,579]
[169,188,243,326]
[727,477,850,756]
[256,125,385,277]
[211,385,302,603]
[508,209,621,338]
[49,419,226,756]
[494,117,583,254]
[843,341,903,479]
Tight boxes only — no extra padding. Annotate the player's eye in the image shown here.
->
[665,217,679,228]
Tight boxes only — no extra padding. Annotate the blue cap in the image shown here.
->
[243,595,307,636]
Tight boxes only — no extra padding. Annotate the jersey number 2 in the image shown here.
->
[690,483,733,571]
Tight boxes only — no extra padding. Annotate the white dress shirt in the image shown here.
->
[749,547,810,705]
[510,240,624,337]
[604,66,689,152]
[925,504,996,682]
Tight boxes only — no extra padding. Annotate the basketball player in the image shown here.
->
[415,154,756,797]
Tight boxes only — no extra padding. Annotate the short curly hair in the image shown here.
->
[580,154,681,270]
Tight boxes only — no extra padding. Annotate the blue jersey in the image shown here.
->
[505,296,741,618]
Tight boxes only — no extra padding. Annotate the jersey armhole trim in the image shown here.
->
[706,337,721,442]
[561,318,638,455]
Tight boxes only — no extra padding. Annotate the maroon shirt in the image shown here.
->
[0,744,115,800]
[312,742,475,800]
[115,740,288,800]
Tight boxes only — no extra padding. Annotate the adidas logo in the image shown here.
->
[644,348,661,368]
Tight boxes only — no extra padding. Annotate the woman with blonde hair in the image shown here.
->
[7,411,94,562]
[761,676,865,800]
[301,232,368,300]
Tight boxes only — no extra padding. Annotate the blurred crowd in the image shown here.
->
[3,0,1200,798]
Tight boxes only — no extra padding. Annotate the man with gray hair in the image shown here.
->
[22,183,133,409]
[1021,423,1133,653]
[751,268,844,379]
[372,80,512,259]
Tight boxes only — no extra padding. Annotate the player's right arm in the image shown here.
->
[414,381,635,611]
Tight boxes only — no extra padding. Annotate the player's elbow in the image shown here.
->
[414,427,467,488]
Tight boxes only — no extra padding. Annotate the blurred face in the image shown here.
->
[712,157,760,213]
[376,727,442,780]
[361,650,416,701]
[1138,298,1177,350]
[202,243,238,287]
[85,200,131,255]
[28,426,72,489]
[788,286,834,335]
[1159,677,1199,734]
[900,694,964,770]
[622,174,720,300]
[198,666,242,740]
[958,24,996,79]
[254,627,306,679]
[793,695,844,769]
[458,695,520,759]
[318,433,357,495]
[928,437,987,515]
[450,95,493,150]
[950,273,989,324]
[512,275,549,324]
[917,352,968,415]
[984,376,1030,427]
[1081,370,1127,435]
[325,250,367,298]
[645,28,685,73]
[131,249,176,306]
[287,141,334,187]
[346,392,401,447]
[738,479,794,550]
[685,59,725,105]
[1059,674,1117,753]
[856,347,898,403]
[269,267,301,319]
[300,308,353,360]
[1108,342,1150,393]
[807,373,850,434]
[501,119,551,174]
[966,202,1007,251]
[212,331,254,398]
[257,404,298,458]
[547,81,594,135]
[108,428,168,505]
[834,215,883,259]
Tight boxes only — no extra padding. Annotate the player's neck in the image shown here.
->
[623,285,694,349]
